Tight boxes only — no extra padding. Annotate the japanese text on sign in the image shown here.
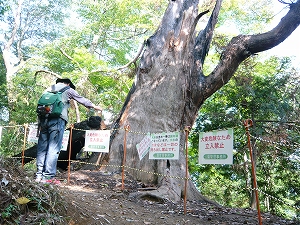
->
[201,133,231,150]
[199,129,233,164]
[149,132,180,160]
[27,125,39,143]
[84,130,110,153]
[61,130,70,151]
[136,134,151,160]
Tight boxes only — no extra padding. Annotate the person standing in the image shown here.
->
[35,78,102,183]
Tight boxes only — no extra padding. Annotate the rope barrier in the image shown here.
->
[247,187,300,211]
[0,125,23,128]
[8,155,193,181]
[1,121,299,220]
[250,134,300,148]
[250,133,300,162]
[8,155,299,212]
[1,123,206,136]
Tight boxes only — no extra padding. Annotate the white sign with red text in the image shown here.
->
[136,134,151,160]
[60,130,70,151]
[84,130,110,152]
[149,132,180,160]
[199,128,233,164]
[27,125,39,143]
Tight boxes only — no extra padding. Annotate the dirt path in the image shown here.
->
[57,170,297,225]
[0,160,298,225]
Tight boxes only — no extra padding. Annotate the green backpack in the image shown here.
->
[36,86,70,118]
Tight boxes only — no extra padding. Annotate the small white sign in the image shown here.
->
[28,126,70,151]
[136,134,151,160]
[199,128,233,164]
[27,125,39,143]
[61,130,70,151]
[84,130,110,152]
[149,132,180,160]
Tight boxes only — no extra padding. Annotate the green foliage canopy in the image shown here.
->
[189,56,300,219]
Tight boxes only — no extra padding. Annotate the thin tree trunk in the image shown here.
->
[3,0,24,107]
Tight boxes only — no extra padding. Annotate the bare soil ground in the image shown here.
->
[56,170,299,225]
[1,159,299,225]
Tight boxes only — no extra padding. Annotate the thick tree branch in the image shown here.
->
[202,0,300,100]
[248,1,300,53]
[188,0,222,109]
[194,0,222,65]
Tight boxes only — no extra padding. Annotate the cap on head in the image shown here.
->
[56,78,76,90]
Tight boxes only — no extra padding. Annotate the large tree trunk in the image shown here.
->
[95,0,300,203]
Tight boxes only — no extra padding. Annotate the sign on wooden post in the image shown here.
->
[198,129,233,164]
[84,130,110,152]
[149,132,180,160]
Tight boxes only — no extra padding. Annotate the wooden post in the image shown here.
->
[122,125,130,190]
[184,126,191,215]
[67,125,74,185]
[22,124,28,168]
[243,119,262,225]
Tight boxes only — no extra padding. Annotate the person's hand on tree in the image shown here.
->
[93,105,103,112]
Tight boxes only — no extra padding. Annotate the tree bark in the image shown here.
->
[96,0,300,203]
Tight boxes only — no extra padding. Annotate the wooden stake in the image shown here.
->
[243,119,262,225]
[122,125,130,190]
[67,125,74,185]
[184,126,191,215]
[22,124,28,168]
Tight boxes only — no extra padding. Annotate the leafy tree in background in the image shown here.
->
[44,0,167,122]
[189,56,300,219]
[1,0,71,122]
[0,0,167,125]
[0,1,9,19]
[74,0,166,65]
[0,0,167,153]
